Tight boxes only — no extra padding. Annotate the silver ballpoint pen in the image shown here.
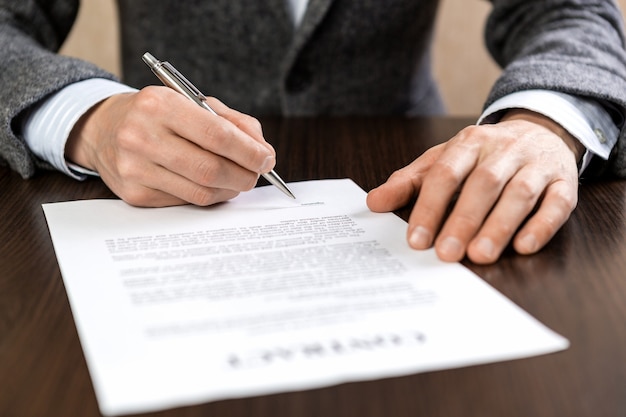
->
[142,52,295,199]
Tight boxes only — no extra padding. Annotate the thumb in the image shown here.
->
[366,169,419,213]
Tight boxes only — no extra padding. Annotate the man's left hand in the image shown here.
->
[367,109,585,264]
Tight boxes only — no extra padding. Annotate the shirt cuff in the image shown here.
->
[22,78,138,180]
[478,90,619,175]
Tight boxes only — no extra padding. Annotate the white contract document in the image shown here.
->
[43,179,568,416]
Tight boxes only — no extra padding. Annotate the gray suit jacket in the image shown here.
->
[1,0,626,178]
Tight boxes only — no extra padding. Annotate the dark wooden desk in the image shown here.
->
[1,117,625,417]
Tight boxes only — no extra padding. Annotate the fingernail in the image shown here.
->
[474,237,495,259]
[438,236,463,259]
[260,155,275,173]
[518,234,538,253]
[409,226,432,248]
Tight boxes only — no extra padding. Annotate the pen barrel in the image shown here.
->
[142,52,216,115]
[142,52,294,199]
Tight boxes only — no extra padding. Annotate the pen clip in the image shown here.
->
[161,61,207,102]
[142,51,295,199]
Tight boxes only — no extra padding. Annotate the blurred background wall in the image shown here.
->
[60,0,626,117]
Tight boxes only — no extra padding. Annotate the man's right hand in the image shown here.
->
[65,86,276,207]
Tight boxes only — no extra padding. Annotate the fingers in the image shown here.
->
[368,115,580,264]
[205,97,267,145]
[366,165,420,212]
[405,131,483,252]
[98,155,241,207]
[67,87,277,207]
[512,179,577,255]
[445,165,568,263]
[430,167,520,263]
[459,166,545,263]
[133,126,262,192]
[366,144,444,212]
[96,135,246,207]
[141,88,276,175]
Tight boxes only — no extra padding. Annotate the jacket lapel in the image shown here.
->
[282,0,335,72]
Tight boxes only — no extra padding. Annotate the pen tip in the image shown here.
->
[283,186,296,200]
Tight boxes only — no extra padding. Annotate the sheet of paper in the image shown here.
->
[43,179,568,416]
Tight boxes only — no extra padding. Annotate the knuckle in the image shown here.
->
[189,187,218,206]
[241,115,263,135]
[115,157,140,180]
[193,158,221,186]
[115,124,144,151]
[510,176,541,201]
[450,211,482,231]
[389,167,410,182]
[135,86,166,114]
[472,165,504,189]
[431,159,463,184]
[202,119,230,145]
[121,187,152,207]
[454,125,489,146]
[535,212,564,232]
[247,142,270,167]
[553,185,578,212]
[493,220,516,237]
[384,169,403,185]
[533,186,578,232]
[241,173,259,191]
[457,124,481,139]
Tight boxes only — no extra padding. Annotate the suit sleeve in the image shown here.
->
[0,0,117,177]
[485,0,626,177]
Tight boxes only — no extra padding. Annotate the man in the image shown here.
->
[1,0,626,264]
